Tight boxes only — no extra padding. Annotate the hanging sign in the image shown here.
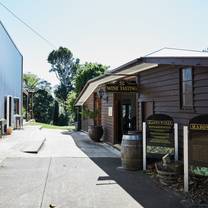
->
[105,81,138,93]
[189,114,208,167]
[146,114,174,147]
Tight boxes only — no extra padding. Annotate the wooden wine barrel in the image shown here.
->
[121,132,142,170]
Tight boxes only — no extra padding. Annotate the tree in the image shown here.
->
[23,73,55,123]
[23,73,40,91]
[74,63,108,94]
[65,63,107,123]
[54,83,69,102]
[53,100,59,125]
[39,80,52,92]
[48,47,80,102]
[33,89,54,124]
[23,73,40,119]
[65,91,77,123]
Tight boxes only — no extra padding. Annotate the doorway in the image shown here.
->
[4,96,13,128]
[114,94,136,144]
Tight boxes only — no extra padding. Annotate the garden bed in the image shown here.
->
[146,162,208,206]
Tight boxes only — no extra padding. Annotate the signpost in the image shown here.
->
[184,114,208,192]
[184,126,189,192]
[146,114,174,156]
[143,114,178,171]
[143,122,146,171]
[189,114,208,167]
[174,123,178,161]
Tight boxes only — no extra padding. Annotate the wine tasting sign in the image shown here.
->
[189,115,208,167]
[146,114,174,148]
[105,81,138,93]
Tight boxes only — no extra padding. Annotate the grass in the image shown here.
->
[27,120,75,131]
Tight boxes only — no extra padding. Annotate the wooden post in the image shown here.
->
[143,122,146,171]
[184,126,189,192]
[174,123,178,161]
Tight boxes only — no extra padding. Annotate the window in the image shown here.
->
[14,98,20,115]
[181,67,193,108]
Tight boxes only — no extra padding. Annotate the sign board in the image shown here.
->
[146,114,174,156]
[189,114,208,167]
[106,81,138,93]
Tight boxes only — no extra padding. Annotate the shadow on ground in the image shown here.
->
[91,157,183,208]
[70,131,184,208]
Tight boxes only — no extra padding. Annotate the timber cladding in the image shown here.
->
[80,63,208,157]
[81,91,114,143]
[138,64,208,159]
[101,93,114,143]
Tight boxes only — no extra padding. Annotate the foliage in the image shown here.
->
[65,91,77,122]
[54,83,69,102]
[38,80,52,92]
[57,113,69,126]
[53,100,59,125]
[23,73,40,92]
[191,166,208,176]
[74,62,108,94]
[47,47,109,125]
[33,89,54,124]
[48,47,80,101]
[80,107,100,120]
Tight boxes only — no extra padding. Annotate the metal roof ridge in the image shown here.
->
[0,20,22,57]
[144,47,208,57]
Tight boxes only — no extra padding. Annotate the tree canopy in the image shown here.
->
[33,89,54,124]
[47,47,109,125]
[65,63,107,121]
[48,47,80,100]
[23,73,40,92]
[74,62,108,94]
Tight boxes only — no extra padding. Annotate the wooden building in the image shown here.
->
[75,48,208,159]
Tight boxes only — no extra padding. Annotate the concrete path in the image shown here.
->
[0,126,183,208]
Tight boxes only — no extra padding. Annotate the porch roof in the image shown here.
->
[75,62,158,106]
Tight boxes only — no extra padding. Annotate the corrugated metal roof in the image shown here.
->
[145,47,208,58]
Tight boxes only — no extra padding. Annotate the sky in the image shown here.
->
[0,0,208,86]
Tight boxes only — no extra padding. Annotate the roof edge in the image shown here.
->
[74,58,143,106]
[0,21,23,57]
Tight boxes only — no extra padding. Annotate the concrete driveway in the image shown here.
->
[0,126,183,208]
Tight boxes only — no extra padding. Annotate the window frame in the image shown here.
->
[180,67,194,110]
[13,97,20,115]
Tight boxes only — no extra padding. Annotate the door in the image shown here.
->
[114,94,136,144]
[114,94,122,144]
[122,104,132,134]
[5,96,13,127]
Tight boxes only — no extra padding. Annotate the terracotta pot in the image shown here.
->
[6,127,13,135]
[88,125,103,142]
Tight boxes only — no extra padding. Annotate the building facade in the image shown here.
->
[75,48,208,161]
[0,21,23,129]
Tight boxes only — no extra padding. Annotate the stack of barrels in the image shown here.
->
[121,131,143,171]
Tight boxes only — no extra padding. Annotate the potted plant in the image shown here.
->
[6,127,13,135]
[81,107,103,142]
